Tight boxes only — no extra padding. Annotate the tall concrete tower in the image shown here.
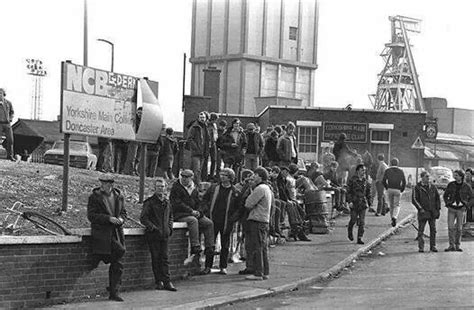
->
[190,0,319,115]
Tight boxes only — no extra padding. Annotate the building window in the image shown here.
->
[371,130,390,144]
[298,126,318,153]
[289,27,298,41]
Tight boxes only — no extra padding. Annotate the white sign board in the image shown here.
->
[411,136,425,149]
[60,62,162,143]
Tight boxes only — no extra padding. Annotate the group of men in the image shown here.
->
[85,115,473,303]
[185,111,301,185]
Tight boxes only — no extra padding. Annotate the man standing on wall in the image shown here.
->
[244,123,264,171]
[277,122,298,167]
[0,88,15,161]
[140,177,177,291]
[382,157,406,227]
[186,111,210,184]
[87,174,127,302]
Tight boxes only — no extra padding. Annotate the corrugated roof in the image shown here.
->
[11,119,98,144]
[436,132,474,146]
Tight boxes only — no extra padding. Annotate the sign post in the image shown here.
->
[59,61,163,210]
[411,136,425,183]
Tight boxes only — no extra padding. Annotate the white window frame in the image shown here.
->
[296,120,321,162]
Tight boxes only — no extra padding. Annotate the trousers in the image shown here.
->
[418,218,436,249]
[145,233,170,284]
[447,208,465,248]
[247,220,269,277]
[176,215,214,248]
[348,208,367,239]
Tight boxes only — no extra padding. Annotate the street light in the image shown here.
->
[97,38,114,72]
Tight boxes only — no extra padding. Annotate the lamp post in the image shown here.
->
[97,38,114,72]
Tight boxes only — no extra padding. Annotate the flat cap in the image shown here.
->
[180,169,194,177]
[98,173,114,183]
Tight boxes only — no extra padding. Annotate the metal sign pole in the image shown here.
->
[62,133,70,211]
[139,144,146,203]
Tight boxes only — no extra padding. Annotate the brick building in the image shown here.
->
[183,96,427,176]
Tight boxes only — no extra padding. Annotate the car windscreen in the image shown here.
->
[53,142,88,152]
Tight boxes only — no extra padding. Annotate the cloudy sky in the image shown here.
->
[1,0,472,130]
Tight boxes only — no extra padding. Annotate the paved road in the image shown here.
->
[224,210,474,309]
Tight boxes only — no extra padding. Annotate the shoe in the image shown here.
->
[298,232,311,242]
[262,275,269,280]
[444,246,455,252]
[430,247,438,252]
[163,282,177,292]
[218,268,227,275]
[190,246,202,255]
[418,249,424,253]
[368,208,376,213]
[199,267,211,275]
[357,239,364,245]
[348,230,354,241]
[155,281,164,290]
[109,294,124,302]
[239,269,254,275]
[375,213,380,217]
[245,275,264,281]
[455,247,463,252]
[391,218,397,227]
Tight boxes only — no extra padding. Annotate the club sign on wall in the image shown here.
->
[322,121,368,143]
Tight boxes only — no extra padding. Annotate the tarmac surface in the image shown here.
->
[48,197,416,310]
[223,201,474,309]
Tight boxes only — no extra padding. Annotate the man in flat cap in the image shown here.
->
[169,169,215,273]
[87,174,127,302]
[0,88,15,161]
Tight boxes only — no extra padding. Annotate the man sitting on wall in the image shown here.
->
[169,169,215,273]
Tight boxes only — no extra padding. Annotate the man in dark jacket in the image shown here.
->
[87,174,127,302]
[0,88,15,161]
[158,128,179,179]
[140,177,177,291]
[201,168,240,275]
[443,169,472,252]
[412,172,441,252]
[244,123,264,170]
[169,169,215,268]
[186,111,210,184]
[382,157,406,227]
[277,122,298,166]
[346,164,371,244]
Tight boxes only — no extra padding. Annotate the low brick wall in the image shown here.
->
[0,224,200,309]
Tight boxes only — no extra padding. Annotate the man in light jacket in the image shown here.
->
[375,154,389,216]
[382,157,406,227]
[244,167,272,281]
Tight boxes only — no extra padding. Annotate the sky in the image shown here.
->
[1,0,472,131]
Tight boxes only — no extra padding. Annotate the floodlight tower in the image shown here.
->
[369,16,425,111]
[26,59,47,120]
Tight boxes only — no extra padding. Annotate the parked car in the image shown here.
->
[429,166,454,190]
[44,141,97,170]
[0,136,6,159]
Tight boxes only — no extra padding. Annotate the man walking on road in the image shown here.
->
[375,154,389,216]
[382,157,406,227]
[140,178,177,291]
[443,169,472,252]
[346,164,371,245]
[412,171,441,252]
[87,174,127,302]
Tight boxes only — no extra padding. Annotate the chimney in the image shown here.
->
[203,67,221,112]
